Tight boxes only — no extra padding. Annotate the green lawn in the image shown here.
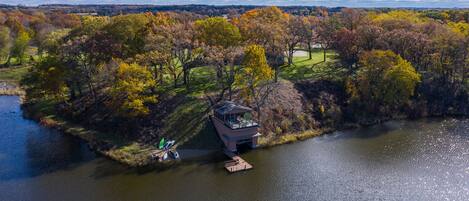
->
[281,49,346,81]
[0,66,30,83]
[163,49,344,97]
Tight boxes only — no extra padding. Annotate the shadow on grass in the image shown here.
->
[281,61,347,81]
[160,97,222,150]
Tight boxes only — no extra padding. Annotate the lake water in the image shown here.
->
[0,95,468,201]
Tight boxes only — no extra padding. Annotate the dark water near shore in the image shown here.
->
[0,96,468,201]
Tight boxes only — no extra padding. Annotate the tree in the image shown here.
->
[102,14,151,59]
[235,45,273,121]
[171,22,203,87]
[8,29,31,65]
[333,28,360,70]
[0,26,11,64]
[378,29,432,71]
[371,10,425,31]
[284,16,305,65]
[338,8,365,31]
[356,24,383,51]
[300,16,320,60]
[448,21,469,37]
[108,62,157,118]
[347,50,421,112]
[234,6,289,82]
[195,17,243,99]
[21,56,69,100]
[318,16,341,62]
[195,17,241,48]
[204,46,243,102]
[39,28,70,56]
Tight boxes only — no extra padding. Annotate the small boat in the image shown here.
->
[169,150,180,159]
[158,138,166,149]
[164,140,175,150]
[162,152,169,161]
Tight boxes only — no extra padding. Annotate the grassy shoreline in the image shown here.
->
[18,95,468,167]
[21,103,166,167]
[0,66,29,96]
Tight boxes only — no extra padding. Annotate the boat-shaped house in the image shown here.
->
[212,101,261,152]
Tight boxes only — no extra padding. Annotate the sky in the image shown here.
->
[2,0,469,8]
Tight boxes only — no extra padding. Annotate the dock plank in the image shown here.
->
[224,155,253,173]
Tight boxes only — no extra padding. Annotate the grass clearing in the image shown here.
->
[0,66,30,83]
[280,50,346,81]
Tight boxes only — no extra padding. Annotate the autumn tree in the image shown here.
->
[39,29,70,56]
[338,8,365,31]
[195,17,241,48]
[300,16,320,60]
[8,29,31,65]
[101,13,151,59]
[0,26,11,64]
[318,16,341,62]
[284,15,305,66]
[377,29,432,71]
[234,6,289,82]
[235,45,273,121]
[108,62,157,118]
[356,24,383,51]
[333,28,360,70]
[21,56,69,101]
[171,21,203,87]
[195,17,242,100]
[347,50,421,113]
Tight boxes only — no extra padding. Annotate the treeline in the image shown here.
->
[3,4,469,20]
[3,5,345,17]
[0,9,80,66]
[10,7,469,135]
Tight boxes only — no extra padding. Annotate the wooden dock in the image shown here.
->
[224,150,253,173]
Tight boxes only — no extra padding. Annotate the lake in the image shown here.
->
[0,95,468,201]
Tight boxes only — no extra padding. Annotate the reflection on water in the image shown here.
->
[0,96,468,201]
[0,96,95,181]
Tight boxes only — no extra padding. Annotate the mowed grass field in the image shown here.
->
[280,49,346,81]
[0,66,30,83]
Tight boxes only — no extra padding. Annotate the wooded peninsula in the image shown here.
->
[0,5,467,166]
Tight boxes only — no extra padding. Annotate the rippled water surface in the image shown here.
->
[0,96,468,201]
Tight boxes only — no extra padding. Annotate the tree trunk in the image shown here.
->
[183,66,189,87]
[5,55,11,67]
[159,65,164,85]
[323,48,327,62]
[274,65,279,82]
[87,82,98,109]
[78,83,83,97]
[308,42,312,60]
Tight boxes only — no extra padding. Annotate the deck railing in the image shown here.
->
[225,119,258,129]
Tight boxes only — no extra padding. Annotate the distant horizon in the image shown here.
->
[2,1,469,8]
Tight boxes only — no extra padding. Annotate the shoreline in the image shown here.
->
[19,95,462,168]
[20,101,222,167]
[0,81,25,97]
[3,77,465,168]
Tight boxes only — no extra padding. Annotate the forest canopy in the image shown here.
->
[1,6,467,138]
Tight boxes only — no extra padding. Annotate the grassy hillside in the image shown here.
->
[0,66,30,83]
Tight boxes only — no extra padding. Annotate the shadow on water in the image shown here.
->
[0,128,97,181]
[0,96,97,181]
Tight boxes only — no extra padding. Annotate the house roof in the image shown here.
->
[214,101,252,115]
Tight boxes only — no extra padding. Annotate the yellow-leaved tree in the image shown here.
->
[347,50,421,113]
[109,62,157,118]
[235,45,273,121]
